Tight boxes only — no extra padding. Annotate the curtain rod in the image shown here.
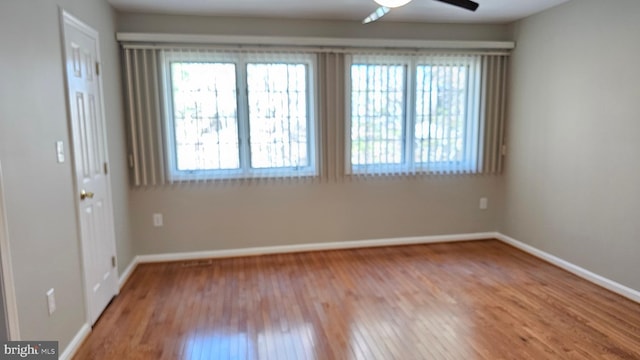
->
[120,43,511,56]
[116,33,515,52]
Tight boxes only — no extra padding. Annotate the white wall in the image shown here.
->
[0,0,131,349]
[504,0,640,291]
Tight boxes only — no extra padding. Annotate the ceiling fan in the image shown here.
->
[363,0,479,24]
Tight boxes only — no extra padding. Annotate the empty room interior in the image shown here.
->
[0,0,639,358]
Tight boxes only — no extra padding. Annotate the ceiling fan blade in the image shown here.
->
[434,0,479,11]
[363,6,390,24]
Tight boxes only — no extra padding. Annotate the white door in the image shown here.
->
[0,161,20,340]
[62,11,118,325]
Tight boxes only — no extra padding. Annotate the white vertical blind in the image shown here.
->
[345,52,507,177]
[480,55,509,174]
[121,45,508,187]
[317,52,346,182]
[123,47,319,186]
[124,48,167,186]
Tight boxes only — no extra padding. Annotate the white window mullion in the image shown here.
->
[236,57,252,177]
[344,55,354,175]
[364,60,373,172]
[467,56,482,173]
[375,60,382,171]
[286,64,293,171]
[307,61,318,176]
[405,58,416,174]
[443,58,453,173]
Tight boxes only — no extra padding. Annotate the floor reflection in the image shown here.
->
[183,332,250,359]
[182,323,316,360]
[348,299,473,359]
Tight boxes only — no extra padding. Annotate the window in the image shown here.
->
[123,46,506,186]
[348,54,481,175]
[163,51,316,180]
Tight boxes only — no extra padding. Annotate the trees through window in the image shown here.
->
[164,52,316,180]
[348,54,481,174]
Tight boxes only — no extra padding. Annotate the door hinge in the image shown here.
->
[104,162,108,175]
[95,62,100,76]
[111,256,116,268]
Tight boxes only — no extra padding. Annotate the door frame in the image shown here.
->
[60,9,120,325]
[0,160,21,340]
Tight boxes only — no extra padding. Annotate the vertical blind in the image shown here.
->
[121,45,508,187]
[346,52,507,177]
[480,55,508,174]
[123,47,319,185]
[123,48,166,186]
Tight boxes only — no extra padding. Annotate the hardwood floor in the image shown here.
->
[73,240,640,359]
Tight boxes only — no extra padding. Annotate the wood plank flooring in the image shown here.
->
[73,240,640,359]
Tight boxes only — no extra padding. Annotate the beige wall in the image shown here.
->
[118,14,508,255]
[0,0,131,349]
[132,177,502,254]
[504,0,640,291]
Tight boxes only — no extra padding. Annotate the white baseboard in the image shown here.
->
[118,257,138,291]
[136,232,495,263]
[495,233,640,304]
[59,260,137,359]
[59,323,91,360]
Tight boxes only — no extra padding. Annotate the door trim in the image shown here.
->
[0,161,21,340]
[60,9,120,325]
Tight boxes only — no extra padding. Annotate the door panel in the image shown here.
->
[62,11,118,325]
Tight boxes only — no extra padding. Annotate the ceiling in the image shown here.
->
[108,0,571,24]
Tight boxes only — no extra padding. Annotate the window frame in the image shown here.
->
[345,53,482,175]
[161,50,318,181]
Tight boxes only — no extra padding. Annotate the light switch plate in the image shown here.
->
[46,288,56,315]
[56,141,65,163]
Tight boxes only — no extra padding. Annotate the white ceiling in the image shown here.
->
[108,0,571,24]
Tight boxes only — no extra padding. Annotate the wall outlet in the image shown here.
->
[46,288,56,315]
[479,197,488,210]
[153,213,163,227]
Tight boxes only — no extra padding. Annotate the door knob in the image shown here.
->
[80,190,94,200]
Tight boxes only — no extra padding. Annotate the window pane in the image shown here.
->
[246,63,309,169]
[170,62,239,171]
[415,65,468,163]
[350,64,405,166]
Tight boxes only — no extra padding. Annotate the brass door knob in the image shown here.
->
[80,190,95,200]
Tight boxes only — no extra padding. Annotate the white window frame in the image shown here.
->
[345,54,481,175]
[161,50,318,181]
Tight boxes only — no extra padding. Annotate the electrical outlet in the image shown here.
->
[46,288,56,315]
[479,197,488,210]
[153,213,163,227]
